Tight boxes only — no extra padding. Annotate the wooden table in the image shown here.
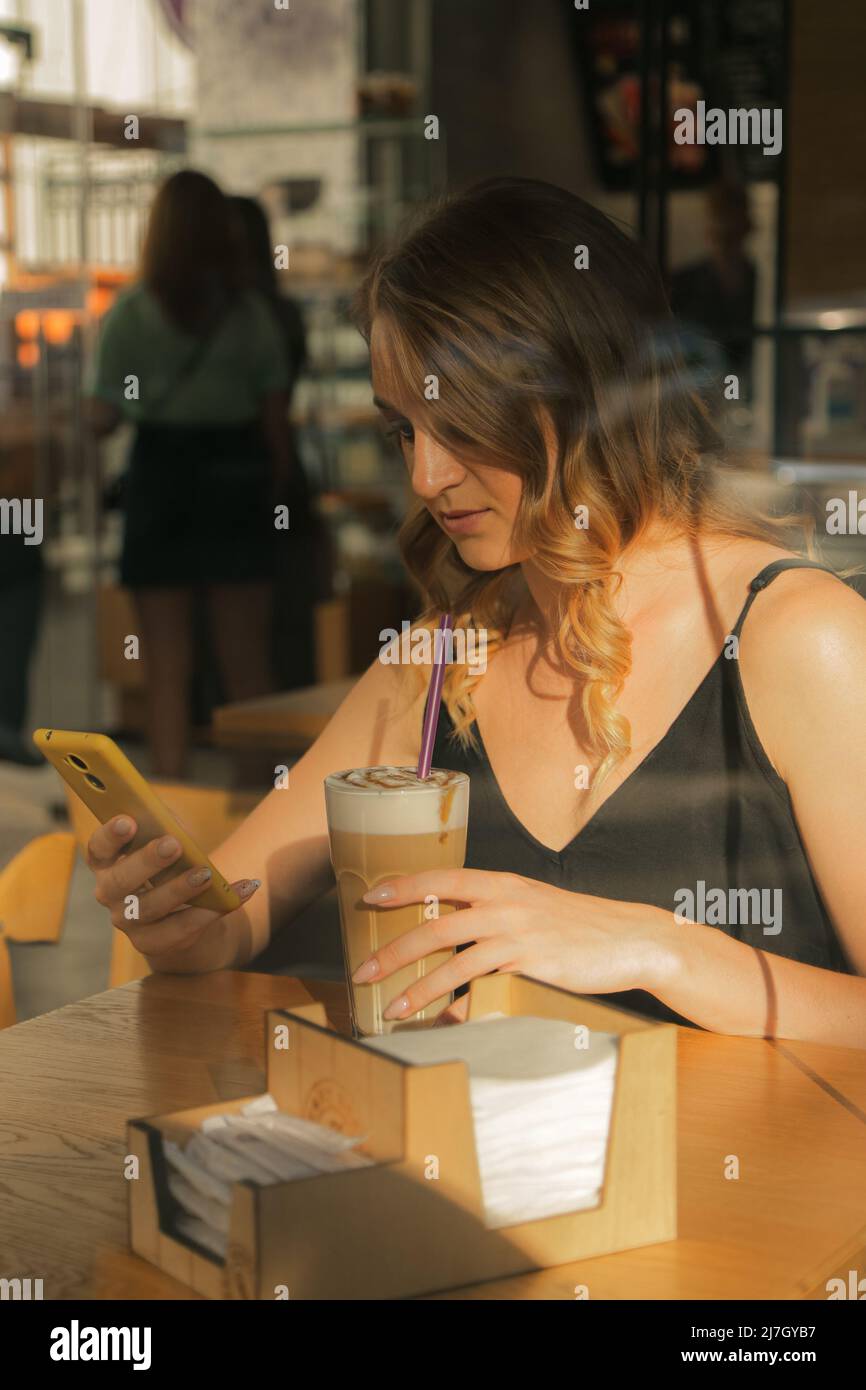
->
[1,972,864,1300]
[211,677,356,751]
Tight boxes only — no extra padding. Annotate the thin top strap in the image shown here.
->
[730,558,838,640]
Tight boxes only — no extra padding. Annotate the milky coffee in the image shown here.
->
[324,767,470,1036]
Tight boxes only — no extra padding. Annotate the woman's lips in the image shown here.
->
[439,508,490,535]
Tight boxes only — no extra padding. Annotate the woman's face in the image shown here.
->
[370,317,530,570]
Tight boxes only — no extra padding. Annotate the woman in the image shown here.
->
[229,194,321,691]
[229,195,308,402]
[87,170,293,777]
[86,178,866,1046]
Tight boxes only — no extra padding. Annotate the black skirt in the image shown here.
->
[120,421,277,588]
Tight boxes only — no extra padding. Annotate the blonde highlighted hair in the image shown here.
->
[352,177,830,791]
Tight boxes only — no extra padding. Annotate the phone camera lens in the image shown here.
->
[66,754,89,770]
[84,773,106,791]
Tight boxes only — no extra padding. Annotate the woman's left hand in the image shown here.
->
[354,869,675,1022]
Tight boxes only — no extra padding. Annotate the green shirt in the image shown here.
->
[88,284,289,425]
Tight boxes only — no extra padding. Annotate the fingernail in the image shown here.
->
[188,866,212,887]
[363,884,395,903]
[114,817,132,836]
[352,957,380,983]
[157,836,180,858]
[239,878,261,897]
[383,995,410,1021]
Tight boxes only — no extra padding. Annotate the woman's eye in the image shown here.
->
[383,418,415,449]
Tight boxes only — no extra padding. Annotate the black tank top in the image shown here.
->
[431,559,855,1027]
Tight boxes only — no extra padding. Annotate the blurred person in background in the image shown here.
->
[670,178,757,402]
[230,196,307,403]
[86,169,294,779]
[0,513,43,766]
[230,194,320,690]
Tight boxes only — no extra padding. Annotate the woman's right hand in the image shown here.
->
[87,815,260,966]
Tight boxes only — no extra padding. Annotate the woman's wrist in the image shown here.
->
[144,907,252,976]
[633,903,689,996]
[638,905,742,1015]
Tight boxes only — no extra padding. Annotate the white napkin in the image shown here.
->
[174,1213,228,1260]
[365,1015,618,1229]
[163,1095,373,1259]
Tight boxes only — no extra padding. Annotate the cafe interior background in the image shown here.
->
[0,0,864,1027]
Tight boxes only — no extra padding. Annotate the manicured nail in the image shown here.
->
[363,884,395,903]
[383,995,410,1020]
[239,878,261,897]
[114,817,132,836]
[157,836,180,858]
[352,958,380,983]
[188,866,212,887]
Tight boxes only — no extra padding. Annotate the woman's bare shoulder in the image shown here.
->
[723,537,859,621]
[740,550,865,650]
[732,539,866,778]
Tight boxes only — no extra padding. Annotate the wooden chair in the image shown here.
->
[0,832,78,1027]
[63,782,261,987]
[0,933,14,1029]
[0,832,77,944]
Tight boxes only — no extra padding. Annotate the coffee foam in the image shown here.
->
[334,766,461,792]
[325,766,469,835]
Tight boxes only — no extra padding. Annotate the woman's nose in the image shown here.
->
[409,433,465,500]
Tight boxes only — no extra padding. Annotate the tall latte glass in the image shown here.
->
[325,767,470,1037]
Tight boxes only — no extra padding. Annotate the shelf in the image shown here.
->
[197,116,426,140]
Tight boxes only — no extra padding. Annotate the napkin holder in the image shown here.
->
[127,974,677,1299]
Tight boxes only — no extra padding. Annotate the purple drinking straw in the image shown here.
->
[417,613,452,779]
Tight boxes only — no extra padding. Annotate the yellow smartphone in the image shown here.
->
[32,728,241,914]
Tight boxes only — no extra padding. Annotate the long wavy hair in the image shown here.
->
[352,177,825,791]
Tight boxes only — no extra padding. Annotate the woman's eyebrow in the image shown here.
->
[372,395,398,412]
